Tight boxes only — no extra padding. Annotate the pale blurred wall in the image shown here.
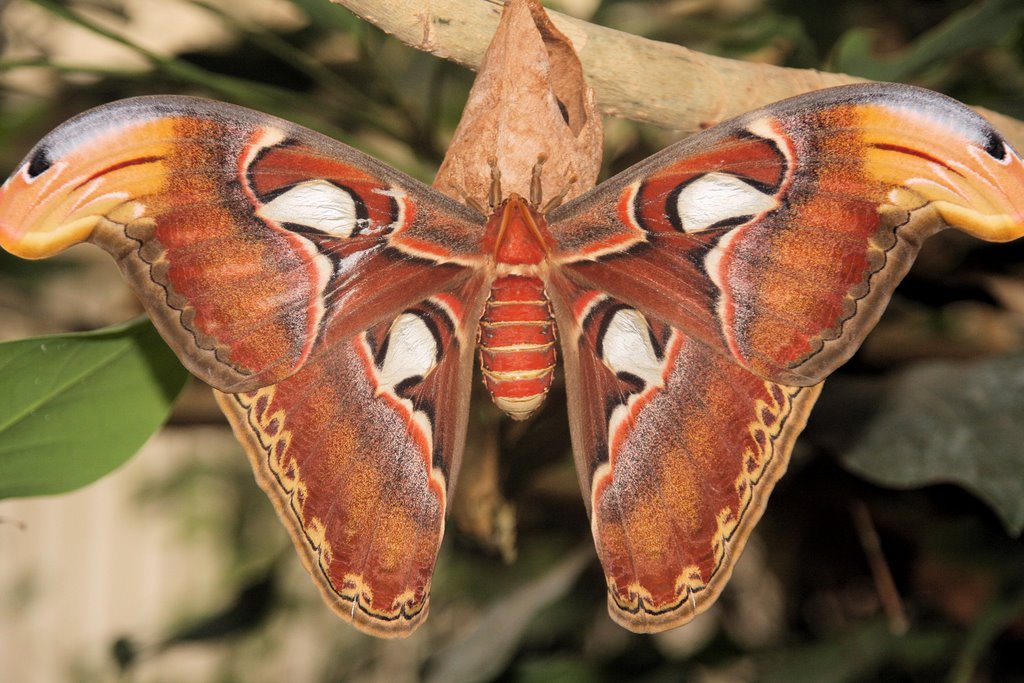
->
[1,428,239,681]
[0,2,346,681]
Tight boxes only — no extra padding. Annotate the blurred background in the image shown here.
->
[1,0,1023,681]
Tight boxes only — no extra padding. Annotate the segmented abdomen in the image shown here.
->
[478,275,557,420]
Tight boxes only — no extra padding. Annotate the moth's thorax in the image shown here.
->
[481,193,555,268]
[477,195,558,419]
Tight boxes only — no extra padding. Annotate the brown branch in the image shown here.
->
[331,0,1024,150]
[850,500,909,635]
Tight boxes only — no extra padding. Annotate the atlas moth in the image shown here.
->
[1,82,1023,636]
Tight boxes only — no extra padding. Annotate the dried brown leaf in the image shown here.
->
[433,0,602,207]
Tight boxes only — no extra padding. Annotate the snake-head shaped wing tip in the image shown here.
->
[934,139,1024,242]
[849,84,1024,242]
[917,127,1024,243]
[0,149,101,259]
[0,101,183,259]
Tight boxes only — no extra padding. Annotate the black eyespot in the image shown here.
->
[982,130,1006,161]
[26,147,53,178]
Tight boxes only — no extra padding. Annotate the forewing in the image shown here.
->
[547,272,820,632]
[549,83,1024,385]
[0,96,486,391]
[216,273,488,637]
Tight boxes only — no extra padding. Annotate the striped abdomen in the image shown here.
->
[478,275,557,420]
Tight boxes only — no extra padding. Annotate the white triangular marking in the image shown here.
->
[257,180,359,237]
[377,313,437,390]
[601,309,664,388]
[676,172,777,232]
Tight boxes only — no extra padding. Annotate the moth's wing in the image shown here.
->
[547,272,821,632]
[549,83,1024,386]
[217,272,489,637]
[544,82,1024,632]
[0,97,498,637]
[0,96,487,391]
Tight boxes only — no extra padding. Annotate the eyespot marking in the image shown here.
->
[674,172,778,232]
[982,130,1007,161]
[26,147,53,178]
[257,180,360,237]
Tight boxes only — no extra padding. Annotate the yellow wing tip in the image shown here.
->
[0,216,99,259]
[937,203,1024,242]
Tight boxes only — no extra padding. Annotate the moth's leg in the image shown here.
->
[452,184,487,214]
[530,154,547,207]
[527,154,576,213]
[487,157,503,210]
[540,171,576,213]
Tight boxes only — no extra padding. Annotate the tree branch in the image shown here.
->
[331,0,1024,150]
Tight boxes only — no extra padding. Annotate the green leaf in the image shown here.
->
[758,619,952,683]
[513,657,602,683]
[830,0,1024,83]
[285,0,364,34]
[834,354,1024,536]
[948,581,1024,683]
[425,547,592,683]
[0,317,189,498]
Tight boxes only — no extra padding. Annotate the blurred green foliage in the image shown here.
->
[0,317,188,497]
[1,0,1024,681]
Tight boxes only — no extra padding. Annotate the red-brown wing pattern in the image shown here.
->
[0,96,497,637]
[4,81,1024,641]
[550,83,1024,386]
[0,96,487,391]
[216,272,488,637]
[547,271,820,632]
